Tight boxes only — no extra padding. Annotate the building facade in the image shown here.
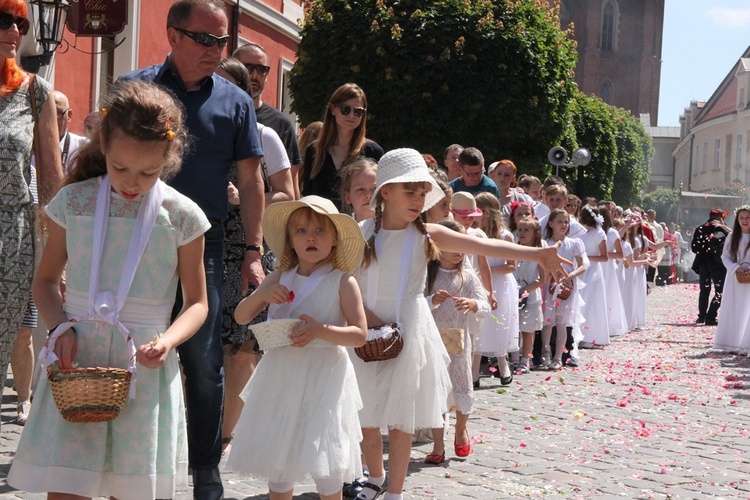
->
[18,0,302,136]
[673,47,750,193]
[551,0,664,127]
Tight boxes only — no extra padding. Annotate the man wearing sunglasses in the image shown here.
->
[449,147,500,199]
[51,91,88,174]
[119,1,264,499]
[233,43,302,198]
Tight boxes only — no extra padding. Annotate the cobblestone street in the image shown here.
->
[1,284,749,499]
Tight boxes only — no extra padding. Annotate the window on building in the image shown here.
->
[740,88,746,109]
[599,80,613,104]
[737,134,744,167]
[278,58,297,133]
[713,139,721,171]
[601,1,617,52]
[702,142,708,173]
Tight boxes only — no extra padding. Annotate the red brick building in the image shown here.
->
[551,0,665,126]
[19,0,302,135]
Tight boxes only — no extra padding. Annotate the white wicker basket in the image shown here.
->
[251,319,300,351]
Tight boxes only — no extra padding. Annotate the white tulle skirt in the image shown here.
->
[349,296,451,433]
[474,272,519,356]
[227,344,363,484]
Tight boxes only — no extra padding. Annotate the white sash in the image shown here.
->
[267,263,334,320]
[365,226,418,324]
[39,175,165,399]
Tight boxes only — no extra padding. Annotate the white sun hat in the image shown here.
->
[263,195,365,274]
[370,148,444,213]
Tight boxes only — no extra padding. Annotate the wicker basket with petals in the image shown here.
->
[355,323,403,362]
[737,263,750,284]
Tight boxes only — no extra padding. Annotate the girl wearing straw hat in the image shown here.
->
[352,149,571,500]
[226,196,367,500]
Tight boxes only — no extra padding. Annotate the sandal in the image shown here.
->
[16,400,30,426]
[355,473,388,500]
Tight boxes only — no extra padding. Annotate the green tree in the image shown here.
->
[642,187,680,224]
[553,93,652,206]
[290,0,578,170]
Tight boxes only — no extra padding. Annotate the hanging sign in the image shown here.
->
[66,0,128,37]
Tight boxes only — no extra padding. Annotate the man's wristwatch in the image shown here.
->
[245,244,263,254]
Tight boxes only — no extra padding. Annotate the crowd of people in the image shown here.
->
[2,1,749,500]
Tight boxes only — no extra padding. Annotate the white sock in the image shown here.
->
[367,475,385,487]
[384,493,403,500]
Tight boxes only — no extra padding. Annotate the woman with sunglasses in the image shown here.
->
[0,0,63,432]
[301,83,383,209]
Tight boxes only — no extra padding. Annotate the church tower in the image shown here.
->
[554,0,665,126]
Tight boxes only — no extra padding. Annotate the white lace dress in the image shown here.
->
[428,266,489,414]
[632,238,648,329]
[226,268,363,484]
[620,241,636,331]
[351,221,452,433]
[542,237,586,328]
[579,228,610,346]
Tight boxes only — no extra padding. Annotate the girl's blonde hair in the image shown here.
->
[311,83,368,179]
[475,192,505,239]
[67,81,187,185]
[279,208,338,271]
[426,219,465,294]
[339,156,377,215]
[517,217,542,248]
[363,183,439,267]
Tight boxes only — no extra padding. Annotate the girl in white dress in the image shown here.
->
[423,174,453,223]
[475,192,518,384]
[514,217,544,373]
[541,209,588,371]
[424,219,489,465]
[578,206,610,347]
[630,216,670,329]
[714,206,750,353]
[599,206,629,337]
[227,196,367,499]
[352,149,572,500]
[9,81,210,500]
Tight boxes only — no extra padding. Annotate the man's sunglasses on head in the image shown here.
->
[173,27,229,48]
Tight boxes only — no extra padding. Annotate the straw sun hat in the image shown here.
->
[451,191,483,217]
[262,195,365,274]
[370,148,444,213]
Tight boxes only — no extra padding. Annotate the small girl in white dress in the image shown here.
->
[514,217,544,373]
[541,209,588,370]
[475,192,518,384]
[714,206,750,353]
[352,149,572,500]
[340,157,377,222]
[424,219,489,465]
[227,196,367,500]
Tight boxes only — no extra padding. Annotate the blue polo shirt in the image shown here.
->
[449,175,500,199]
[118,56,263,220]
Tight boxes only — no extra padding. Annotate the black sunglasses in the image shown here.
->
[244,64,270,77]
[173,27,229,48]
[0,12,30,36]
[334,104,367,118]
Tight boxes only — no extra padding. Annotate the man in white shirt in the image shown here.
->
[52,91,89,174]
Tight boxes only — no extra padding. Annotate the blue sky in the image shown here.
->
[658,0,750,126]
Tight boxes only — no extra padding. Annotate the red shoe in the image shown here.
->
[424,452,445,465]
[455,437,471,457]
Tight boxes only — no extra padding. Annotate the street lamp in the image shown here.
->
[29,0,70,65]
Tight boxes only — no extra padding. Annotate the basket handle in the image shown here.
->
[38,317,138,400]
